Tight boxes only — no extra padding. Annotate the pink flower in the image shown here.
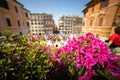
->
[78,76,89,80]
[85,48,94,58]
[78,70,95,80]
[29,35,35,41]
[56,58,61,64]
[47,32,120,80]
[48,59,52,62]
[78,36,86,42]
[85,58,97,69]
[76,53,84,69]
[52,53,59,59]
[86,32,95,39]
[46,45,50,53]
[77,46,85,54]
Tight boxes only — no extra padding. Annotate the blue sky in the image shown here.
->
[18,0,90,24]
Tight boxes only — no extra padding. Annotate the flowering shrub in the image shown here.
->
[0,31,120,80]
[46,33,120,80]
[0,33,52,80]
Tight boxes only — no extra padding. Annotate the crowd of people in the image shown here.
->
[29,33,73,48]
[29,26,120,53]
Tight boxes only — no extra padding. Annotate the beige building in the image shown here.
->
[30,13,55,35]
[0,0,30,35]
[58,15,82,35]
[73,25,83,35]
[83,0,120,38]
[73,17,83,35]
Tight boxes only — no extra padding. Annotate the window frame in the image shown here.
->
[0,0,9,9]
[17,20,21,26]
[6,18,12,27]
[14,6,18,13]
[98,17,103,26]
[92,4,94,12]
[90,19,93,26]
[100,0,109,9]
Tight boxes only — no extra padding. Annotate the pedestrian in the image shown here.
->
[107,26,120,49]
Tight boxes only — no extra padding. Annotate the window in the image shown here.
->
[19,32,22,35]
[25,13,28,17]
[14,6,18,13]
[90,20,93,26]
[100,0,109,9]
[17,20,20,26]
[26,22,29,26]
[6,18,11,26]
[0,0,9,9]
[92,5,94,12]
[98,17,103,26]
[0,32,2,36]
[82,22,85,26]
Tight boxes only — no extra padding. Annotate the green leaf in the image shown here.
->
[8,68,14,71]
[24,76,29,79]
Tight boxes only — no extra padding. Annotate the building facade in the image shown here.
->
[73,25,83,36]
[58,15,82,35]
[30,13,55,35]
[82,0,120,38]
[73,17,83,35]
[0,0,30,35]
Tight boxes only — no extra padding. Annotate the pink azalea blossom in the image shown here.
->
[29,35,35,41]
[76,53,84,69]
[85,58,97,69]
[46,32,120,80]
[46,45,50,53]
[78,70,95,80]
[52,53,59,59]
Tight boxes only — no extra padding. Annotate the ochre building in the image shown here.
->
[0,0,30,35]
[82,0,120,38]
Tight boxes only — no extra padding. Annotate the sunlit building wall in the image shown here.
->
[82,0,120,38]
[30,13,55,35]
[58,15,82,35]
[0,0,30,35]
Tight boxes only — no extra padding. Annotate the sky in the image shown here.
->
[18,0,90,24]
